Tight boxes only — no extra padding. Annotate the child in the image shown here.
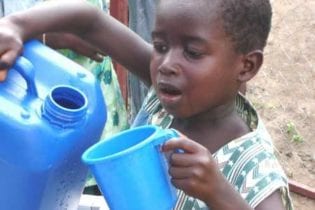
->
[0,0,293,209]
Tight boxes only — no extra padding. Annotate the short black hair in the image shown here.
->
[219,0,272,53]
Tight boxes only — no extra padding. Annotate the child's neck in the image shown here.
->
[171,101,250,153]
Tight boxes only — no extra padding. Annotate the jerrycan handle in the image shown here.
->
[12,56,38,97]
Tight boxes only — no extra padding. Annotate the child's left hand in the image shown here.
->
[161,136,222,203]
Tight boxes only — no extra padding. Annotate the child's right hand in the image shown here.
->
[162,135,256,210]
[0,18,24,81]
[161,136,222,204]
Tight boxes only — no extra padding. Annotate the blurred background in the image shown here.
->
[247,1,315,209]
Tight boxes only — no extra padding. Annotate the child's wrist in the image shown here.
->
[5,14,28,42]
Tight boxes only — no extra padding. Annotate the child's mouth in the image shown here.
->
[158,83,182,96]
[157,83,182,105]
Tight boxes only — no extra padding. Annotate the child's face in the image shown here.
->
[150,0,244,119]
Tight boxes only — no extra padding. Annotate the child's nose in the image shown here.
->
[158,50,180,75]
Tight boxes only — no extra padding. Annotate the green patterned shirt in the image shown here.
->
[132,87,293,210]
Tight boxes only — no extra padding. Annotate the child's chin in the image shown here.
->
[162,105,186,118]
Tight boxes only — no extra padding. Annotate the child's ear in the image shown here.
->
[238,50,263,82]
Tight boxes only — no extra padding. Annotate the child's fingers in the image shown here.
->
[0,50,21,81]
[168,165,193,179]
[0,70,8,82]
[1,50,19,66]
[0,57,10,70]
[170,177,193,192]
[162,137,200,154]
[169,152,195,167]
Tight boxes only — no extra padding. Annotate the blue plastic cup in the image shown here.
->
[81,125,179,210]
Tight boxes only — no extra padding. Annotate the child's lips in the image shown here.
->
[157,82,182,104]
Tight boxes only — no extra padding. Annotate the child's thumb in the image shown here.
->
[0,70,8,82]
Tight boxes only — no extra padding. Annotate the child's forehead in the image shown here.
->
[157,0,220,16]
[156,0,220,24]
[153,1,227,43]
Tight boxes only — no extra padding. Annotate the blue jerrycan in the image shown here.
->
[0,40,107,210]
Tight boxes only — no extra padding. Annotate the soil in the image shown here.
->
[246,0,315,209]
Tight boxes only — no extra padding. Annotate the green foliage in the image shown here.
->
[286,122,303,143]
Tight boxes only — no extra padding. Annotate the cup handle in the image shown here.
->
[153,127,186,155]
[12,56,38,98]
[153,127,179,146]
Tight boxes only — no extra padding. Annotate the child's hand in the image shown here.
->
[0,19,24,81]
[161,135,222,203]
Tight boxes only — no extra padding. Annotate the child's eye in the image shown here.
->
[184,48,203,59]
[153,42,168,54]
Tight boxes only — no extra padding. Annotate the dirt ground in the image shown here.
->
[246,0,315,209]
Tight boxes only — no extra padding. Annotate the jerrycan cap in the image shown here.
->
[42,85,88,128]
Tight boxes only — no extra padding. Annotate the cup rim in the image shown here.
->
[82,125,159,164]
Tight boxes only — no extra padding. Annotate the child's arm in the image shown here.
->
[43,32,106,62]
[0,1,152,84]
[162,138,286,210]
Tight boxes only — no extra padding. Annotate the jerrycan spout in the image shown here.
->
[42,85,88,128]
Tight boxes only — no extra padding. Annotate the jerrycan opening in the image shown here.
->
[42,85,88,128]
